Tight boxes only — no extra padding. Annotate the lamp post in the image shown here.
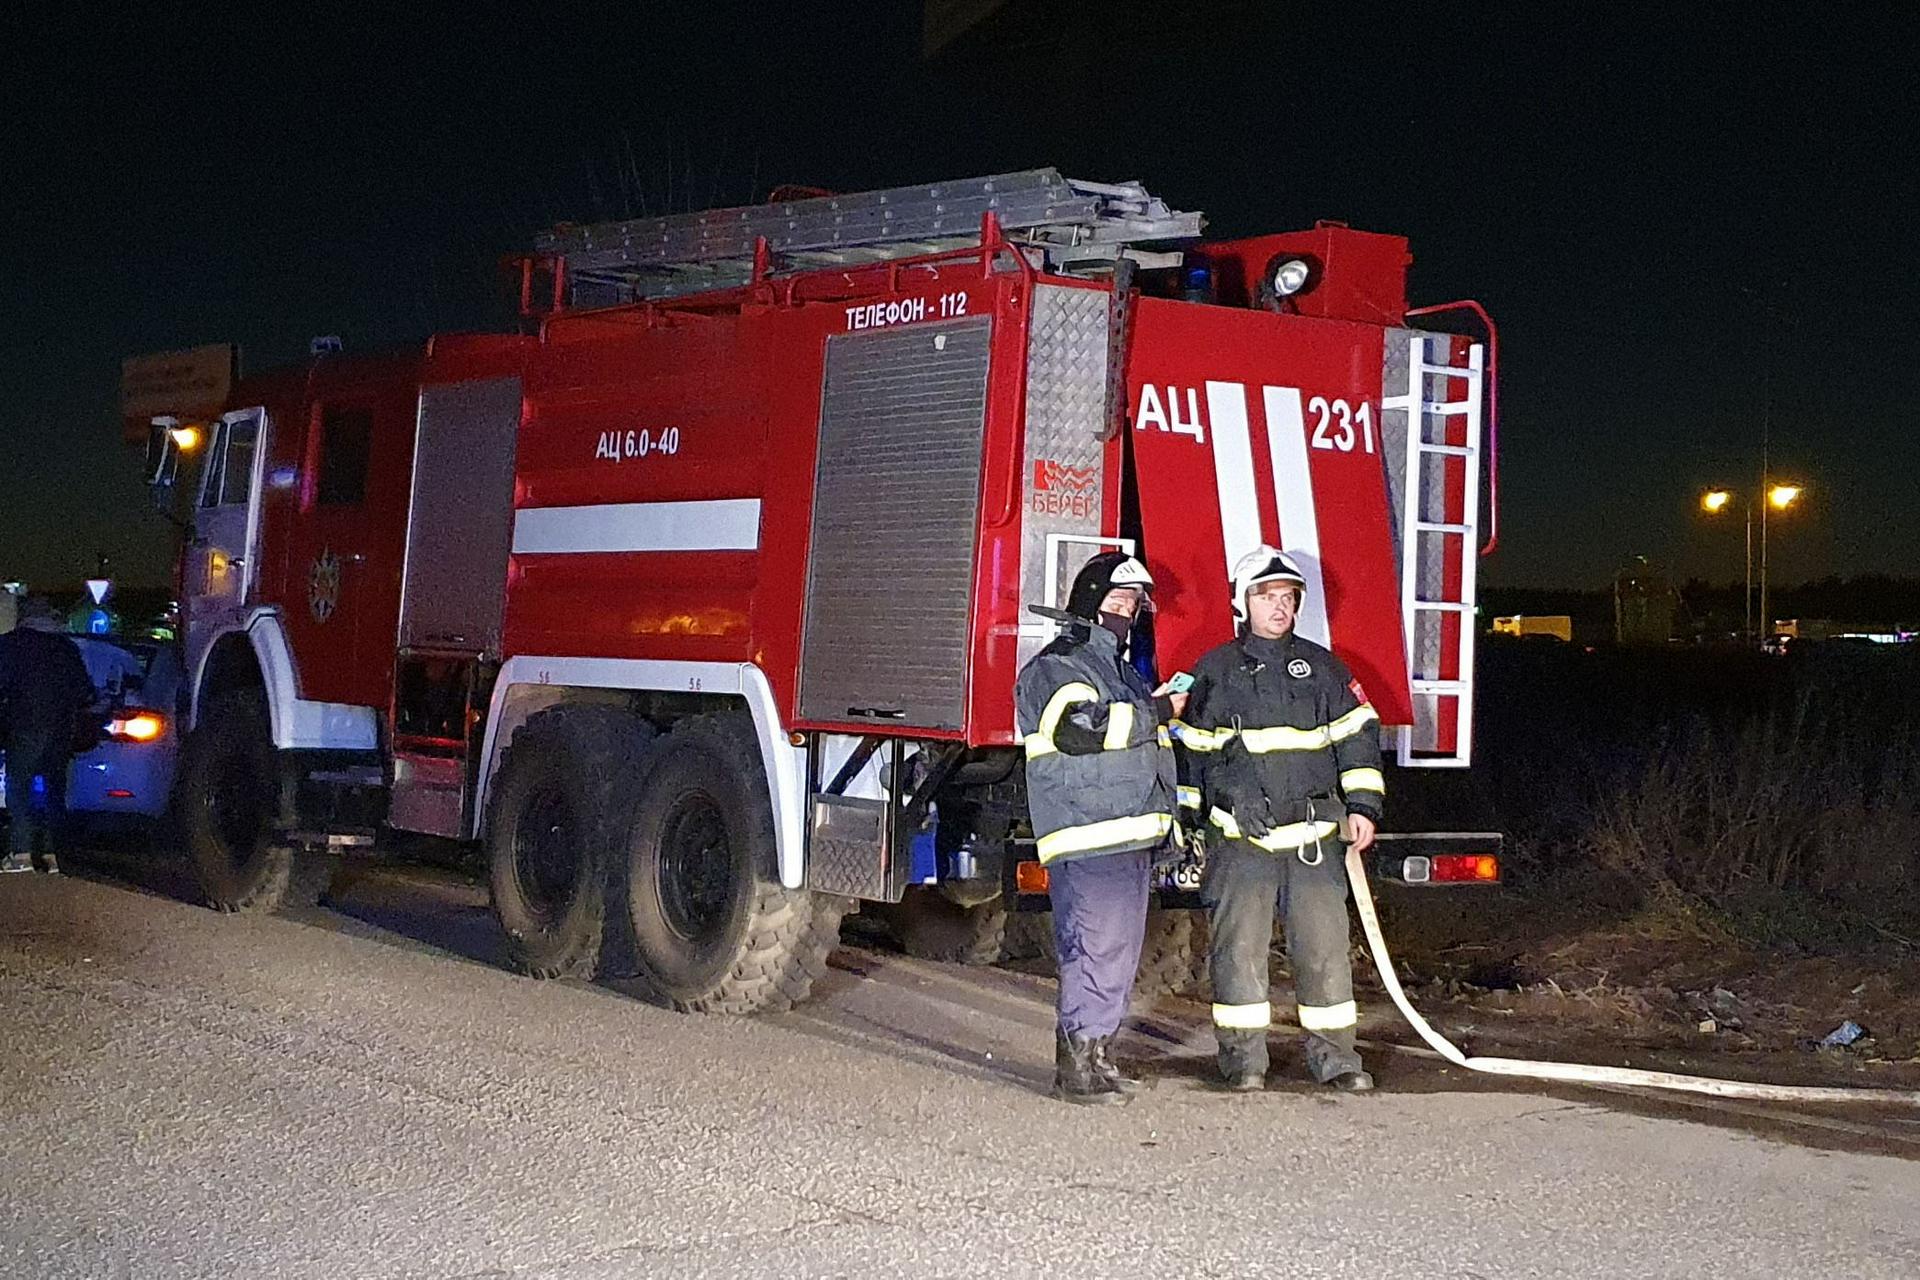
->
[1701,483,1803,642]
[1759,482,1802,640]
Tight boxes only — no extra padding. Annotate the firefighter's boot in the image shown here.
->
[1326,1069,1375,1093]
[1216,1028,1269,1091]
[1089,1035,1143,1094]
[1054,1029,1129,1106]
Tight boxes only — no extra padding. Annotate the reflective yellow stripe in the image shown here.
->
[1023,733,1057,760]
[1297,1000,1358,1032]
[1212,1000,1273,1030]
[1327,704,1379,744]
[1339,767,1385,794]
[1156,724,1172,748]
[1239,723,1330,753]
[1209,808,1340,851]
[1249,820,1340,853]
[1176,785,1201,810]
[1038,682,1099,740]
[1171,720,1230,752]
[1035,811,1173,863]
[1103,702,1136,751]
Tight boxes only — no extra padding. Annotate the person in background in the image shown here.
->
[0,597,97,874]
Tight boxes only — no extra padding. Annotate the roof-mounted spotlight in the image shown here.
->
[1269,255,1314,298]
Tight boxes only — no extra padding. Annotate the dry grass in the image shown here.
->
[1577,697,1920,941]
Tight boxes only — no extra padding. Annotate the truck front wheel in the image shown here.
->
[179,690,326,913]
[620,715,843,1014]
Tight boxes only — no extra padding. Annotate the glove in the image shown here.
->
[1231,795,1273,841]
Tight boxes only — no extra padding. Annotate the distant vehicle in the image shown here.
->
[0,635,183,835]
[1491,614,1572,642]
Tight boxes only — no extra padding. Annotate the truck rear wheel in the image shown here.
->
[620,714,842,1014]
[1001,906,1209,997]
[486,706,654,980]
[882,887,1008,965]
[179,690,325,913]
[1134,908,1210,998]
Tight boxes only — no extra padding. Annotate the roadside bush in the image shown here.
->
[1582,699,1920,929]
[1469,641,1920,938]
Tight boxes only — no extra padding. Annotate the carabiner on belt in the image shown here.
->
[1297,797,1325,867]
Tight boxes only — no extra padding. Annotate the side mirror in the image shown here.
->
[146,417,181,495]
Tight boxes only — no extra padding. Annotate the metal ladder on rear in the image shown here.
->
[1384,335,1486,768]
[536,168,1203,304]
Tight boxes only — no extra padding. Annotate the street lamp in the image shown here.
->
[1699,482,1804,641]
[1760,481,1803,638]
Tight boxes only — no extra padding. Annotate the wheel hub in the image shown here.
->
[657,793,732,942]
[513,785,578,919]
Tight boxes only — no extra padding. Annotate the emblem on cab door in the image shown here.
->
[309,548,342,623]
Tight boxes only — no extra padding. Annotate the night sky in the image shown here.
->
[4,4,1915,592]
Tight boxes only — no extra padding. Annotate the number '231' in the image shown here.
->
[1308,397,1375,454]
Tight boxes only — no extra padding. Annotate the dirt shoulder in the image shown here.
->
[1359,880,1920,1094]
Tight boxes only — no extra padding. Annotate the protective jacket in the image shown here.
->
[1176,630,1384,853]
[1015,622,1178,865]
[0,626,93,744]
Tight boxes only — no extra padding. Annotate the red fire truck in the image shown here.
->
[146,170,1498,1013]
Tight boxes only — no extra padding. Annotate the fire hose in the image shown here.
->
[1344,846,1920,1107]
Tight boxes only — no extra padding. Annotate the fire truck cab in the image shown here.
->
[149,170,1497,1011]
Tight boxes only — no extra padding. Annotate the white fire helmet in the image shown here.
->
[1230,545,1308,622]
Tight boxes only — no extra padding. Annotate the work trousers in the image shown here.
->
[1203,837,1362,1083]
[3,733,70,856]
[1046,847,1151,1039]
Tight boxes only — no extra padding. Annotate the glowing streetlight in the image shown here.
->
[1702,481,1809,641]
[168,425,203,451]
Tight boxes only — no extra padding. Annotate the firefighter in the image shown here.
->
[0,597,96,874]
[1015,551,1184,1105]
[1178,546,1384,1092]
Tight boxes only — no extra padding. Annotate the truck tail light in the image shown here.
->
[1429,853,1499,883]
[107,711,167,743]
[1015,862,1050,895]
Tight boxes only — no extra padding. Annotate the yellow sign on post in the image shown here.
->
[120,344,235,443]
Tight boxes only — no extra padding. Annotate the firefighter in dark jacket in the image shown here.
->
[1015,551,1184,1105]
[0,597,97,874]
[1177,547,1384,1092]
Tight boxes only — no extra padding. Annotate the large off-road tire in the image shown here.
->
[621,714,843,1014]
[1001,906,1209,997]
[1134,908,1210,998]
[1001,909,1056,962]
[882,887,1009,965]
[178,690,327,913]
[486,705,655,980]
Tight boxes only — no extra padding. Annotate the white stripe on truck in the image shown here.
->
[511,498,762,554]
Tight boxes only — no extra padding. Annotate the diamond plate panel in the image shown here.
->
[799,318,992,730]
[1018,285,1112,667]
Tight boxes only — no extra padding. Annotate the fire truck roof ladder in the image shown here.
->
[1386,334,1486,769]
[537,169,1204,304]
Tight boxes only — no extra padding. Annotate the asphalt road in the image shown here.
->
[4,858,1918,1279]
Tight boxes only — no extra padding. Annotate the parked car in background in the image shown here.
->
[0,635,183,840]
